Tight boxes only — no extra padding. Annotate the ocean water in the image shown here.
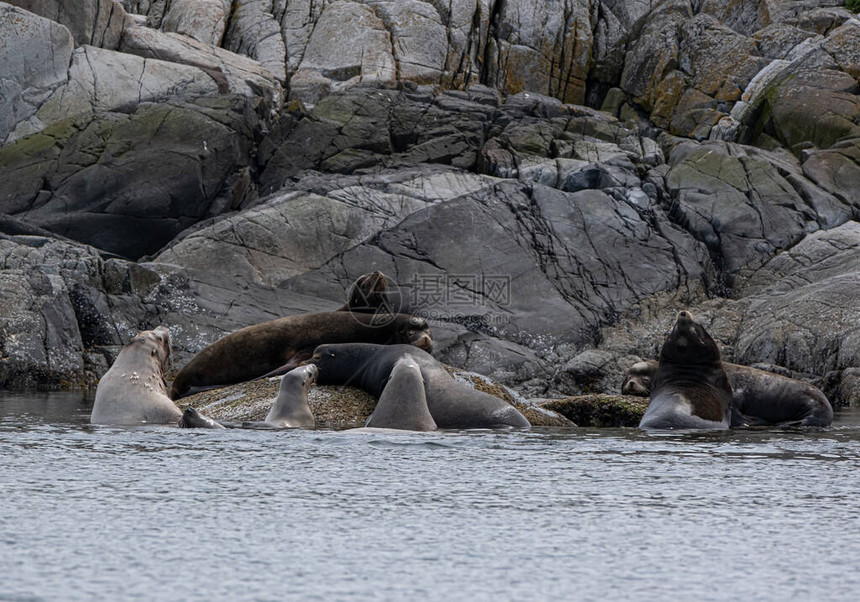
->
[1,392,859,601]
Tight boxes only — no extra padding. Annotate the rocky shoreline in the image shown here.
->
[1,1,858,412]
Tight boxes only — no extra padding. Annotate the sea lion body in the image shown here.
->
[623,360,833,427]
[365,356,436,431]
[171,312,432,400]
[178,407,226,429]
[639,311,732,430]
[263,365,318,428]
[337,271,402,313]
[91,327,182,426]
[310,343,530,429]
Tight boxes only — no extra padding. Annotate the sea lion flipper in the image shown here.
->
[257,350,315,379]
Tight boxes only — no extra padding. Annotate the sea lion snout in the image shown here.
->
[412,331,434,353]
[676,310,693,323]
[302,364,319,386]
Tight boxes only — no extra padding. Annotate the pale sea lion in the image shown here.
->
[639,311,732,430]
[365,355,436,431]
[242,365,318,429]
[91,326,183,426]
[310,343,530,429]
[623,359,833,427]
[170,312,433,400]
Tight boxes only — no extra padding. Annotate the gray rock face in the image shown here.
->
[119,19,283,103]
[1,95,265,259]
[222,0,286,83]
[0,4,74,143]
[8,44,219,142]
[160,0,228,46]
[1,1,859,406]
[7,0,127,48]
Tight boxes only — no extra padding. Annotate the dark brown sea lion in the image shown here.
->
[170,312,432,400]
[639,311,732,430]
[91,326,182,425]
[309,343,530,429]
[623,359,833,427]
[337,271,397,313]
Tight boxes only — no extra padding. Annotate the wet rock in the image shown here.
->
[540,395,649,427]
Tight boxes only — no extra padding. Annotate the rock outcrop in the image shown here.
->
[0,0,858,414]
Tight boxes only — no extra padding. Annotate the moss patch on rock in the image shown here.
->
[541,395,649,427]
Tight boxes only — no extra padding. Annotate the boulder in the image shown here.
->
[120,18,283,103]
[160,0,228,46]
[1,95,264,259]
[222,0,287,82]
[6,0,127,49]
[8,44,219,141]
[0,4,74,144]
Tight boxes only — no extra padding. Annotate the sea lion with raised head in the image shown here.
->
[365,355,436,431]
[242,364,318,429]
[639,311,732,430]
[171,312,433,400]
[91,326,183,426]
[309,343,530,429]
[623,359,833,427]
[337,271,401,314]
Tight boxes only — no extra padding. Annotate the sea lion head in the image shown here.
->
[395,315,434,353]
[659,311,720,366]
[345,271,389,309]
[309,343,375,386]
[281,363,318,393]
[621,360,658,396]
[130,326,171,371]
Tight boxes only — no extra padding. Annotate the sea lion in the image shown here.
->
[365,355,436,431]
[639,311,732,430]
[337,271,401,314]
[170,311,433,400]
[243,364,318,429]
[309,343,530,429]
[178,407,226,429]
[623,359,833,427]
[91,326,183,426]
